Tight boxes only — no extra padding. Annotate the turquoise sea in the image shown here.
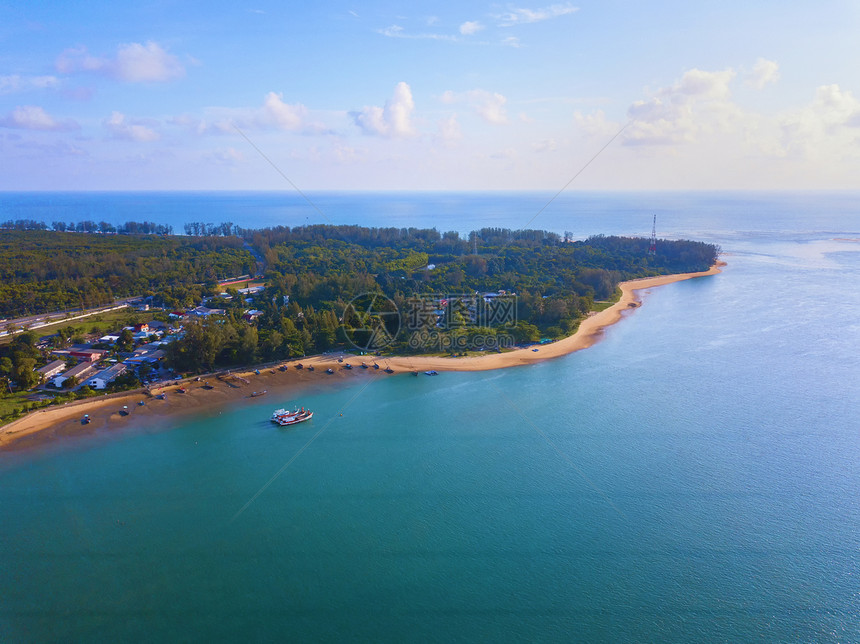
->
[1,192,859,642]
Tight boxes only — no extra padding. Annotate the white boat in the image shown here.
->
[271,408,313,426]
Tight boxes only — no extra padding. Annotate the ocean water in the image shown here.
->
[1,193,859,642]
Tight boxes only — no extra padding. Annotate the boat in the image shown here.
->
[295,363,303,370]
[343,363,353,370]
[307,365,315,372]
[424,370,439,376]
[138,400,145,406]
[326,368,334,374]
[279,365,288,372]
[373,363,380,370]
[156,393,166,399]
[177,387,187,393]
[82,414,91,425]
[251,390,267,397]
[119,406,129,416]
[384,367,394,374]
[360,363,368,369]
[271,407,313,427]
[412,371,419,376]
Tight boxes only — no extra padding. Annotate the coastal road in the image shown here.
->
[0,298,141,339]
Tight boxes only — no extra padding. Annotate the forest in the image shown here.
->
[0,222,719,379]
[0,229,257,317]
[166,224,719,371]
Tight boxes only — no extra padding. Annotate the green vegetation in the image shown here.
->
[0,223,720,392]
[0,229,256,317]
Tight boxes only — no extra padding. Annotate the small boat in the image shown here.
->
[412,371,419,376]
[531,348,539,352]
[337,358,343,363]
[195,376,201,381]
[384,367,394,374]
[251,390,267,397]
[82,414,91,425]
[295,363,303,370]
[279,365,288,372]
[373,363,380,370]
[119,406,129,416]
[424,370,439,376]
[202,382,213,390]
[138,400,145,406]
[307,365,315,372]
[255,369,260,375]
[343,363,353,370]
[271,407,313,427]
[360,363,368,369]
[326,368,334,374]
[156,393,166,399]
[177,387,187,393]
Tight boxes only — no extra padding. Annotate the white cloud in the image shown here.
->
[533,138,557,152]
[0,105,78,131]
[173,92,321,135]
[437,114,462,147]
[624,68,739,146]
[775,84,860,158]
[0,75,60,94]
[377,25,457,41]
[442,89,510,124]
[351,82,416,137]
[496,3,578,26]
[460,21,484,35]
[746,58,780,89]
[574,109,619,136]
[56,41,185,83]
[468,89,509,124]
[103,111,160,141]
[260,92,307,130]
[502,36,521,48]
[208,147,245,164]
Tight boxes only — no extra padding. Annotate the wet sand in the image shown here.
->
[0,262,723,450]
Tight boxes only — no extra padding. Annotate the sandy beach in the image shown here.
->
[0,262,723,450]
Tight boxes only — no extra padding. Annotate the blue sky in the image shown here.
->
[1,1,859,190]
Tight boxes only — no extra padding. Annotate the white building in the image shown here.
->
[84,363,128,390]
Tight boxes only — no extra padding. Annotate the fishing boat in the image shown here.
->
[295,363,303,370]
[250,390,267,397]
[373,363,380,370]
[424,370,439,376]
[384,366,394,374]
[270,407,313,427]
[81,414,91,424]
[307,365,315,372]
[177,387,187,393]
[343,363,353,370]
[156,393,166,399]
[326,368,334,374]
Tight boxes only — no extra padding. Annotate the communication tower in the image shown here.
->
[648,214,657,256]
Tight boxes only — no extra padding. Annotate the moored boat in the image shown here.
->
[270,407,313,426]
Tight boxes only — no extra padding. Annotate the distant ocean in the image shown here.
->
[1,192,859,642]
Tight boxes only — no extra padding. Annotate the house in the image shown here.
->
[243,309,263,322]
[99,334,120,344]
[69,348,107,362]
[37,359,67,380]
[169,311,187,319]
[51,361,98,388]
[124,349,165,366]
[134,323,149,333]
[84,363,128,390]
[189,306,225,317]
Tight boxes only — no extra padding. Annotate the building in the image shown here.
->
[68,348,107,362]
[84,363,128,390]
[243,309,263,322]
[51,362,98,388]
[134,323,150,333]
[37,359,67,380]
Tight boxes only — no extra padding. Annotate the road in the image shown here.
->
[0,297,141,338]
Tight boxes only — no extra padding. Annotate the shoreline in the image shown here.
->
[0,262,723,451]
